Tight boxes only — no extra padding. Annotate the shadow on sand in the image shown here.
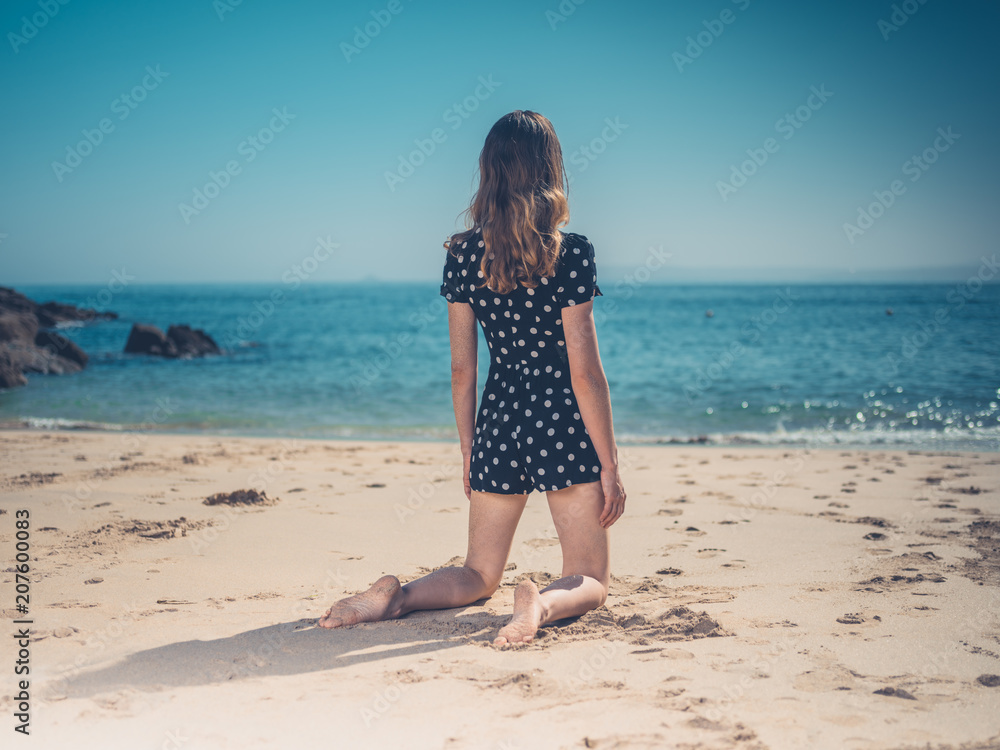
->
[46,608,511,701]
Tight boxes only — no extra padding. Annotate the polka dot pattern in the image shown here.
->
[440,230,603,494]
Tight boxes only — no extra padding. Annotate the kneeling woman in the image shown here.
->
[319,110,626,644]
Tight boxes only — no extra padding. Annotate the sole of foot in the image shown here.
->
[494,579,544,646]
[317,574,401,629]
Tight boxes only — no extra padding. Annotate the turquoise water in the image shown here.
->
[3,281,998,450]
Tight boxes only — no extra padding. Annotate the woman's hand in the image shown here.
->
[599,466,626,528]
[463,450,473,501]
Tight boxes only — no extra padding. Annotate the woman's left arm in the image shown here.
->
[448,302,478,499]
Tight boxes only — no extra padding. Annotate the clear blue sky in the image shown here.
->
[1,0,997,284]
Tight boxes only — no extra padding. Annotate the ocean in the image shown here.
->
[4,280,999,451]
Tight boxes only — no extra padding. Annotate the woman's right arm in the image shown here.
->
[562,301,626,528]
[448,301,478,500]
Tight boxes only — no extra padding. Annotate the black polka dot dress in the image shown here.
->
[440,229,604,495]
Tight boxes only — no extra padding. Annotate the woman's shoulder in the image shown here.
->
[557,232,596,267]
[560,231,590,249]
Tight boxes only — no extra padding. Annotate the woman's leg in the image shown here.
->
[495,481,609,644]
[318,490,527,628]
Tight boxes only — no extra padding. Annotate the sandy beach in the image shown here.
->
[1,429,998,749]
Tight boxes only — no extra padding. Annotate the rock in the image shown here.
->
[0,287,39,316]
[0,287,114,389]
[35,331,88,368]
[124,323,177,357]
[124,323,220,358]
[0,286,115,326]
[0,311,40,343]
[167,325,220,357]
[0,350,27,388]
[35,300,116,327]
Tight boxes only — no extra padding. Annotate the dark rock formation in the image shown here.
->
[0,287,116,326]
[0,288,109,389]
[124,323,177,357]
[0,311,39,343]
[124,323,220,358]
[0,350,27,389]
[166,325,220,357]
[35,330,88,368]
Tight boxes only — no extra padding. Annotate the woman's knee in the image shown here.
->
[585,573,610,606]
[465,564,502,598]
[595,577,609,606]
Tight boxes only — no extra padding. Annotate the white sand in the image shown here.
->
[1,430,998,749]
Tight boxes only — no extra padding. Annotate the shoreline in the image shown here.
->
[1,429,999,748]
[1,422,996,454]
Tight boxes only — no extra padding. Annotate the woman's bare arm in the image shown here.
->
[448,302,478,500]
[562,301,626,527]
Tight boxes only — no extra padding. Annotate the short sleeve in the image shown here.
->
[556,236,603,308]
[439,248,471,304]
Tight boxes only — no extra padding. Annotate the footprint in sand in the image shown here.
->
[660,649,695,659]
[873,686,916,700]
[793,663,864,692]
[836,613,869,625]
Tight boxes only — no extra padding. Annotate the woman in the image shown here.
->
[319,110,625,645]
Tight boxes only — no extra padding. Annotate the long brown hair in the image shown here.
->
[445,110,570,294]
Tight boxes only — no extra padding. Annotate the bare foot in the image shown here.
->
[317,575,403,629]
[494,580,545,645]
